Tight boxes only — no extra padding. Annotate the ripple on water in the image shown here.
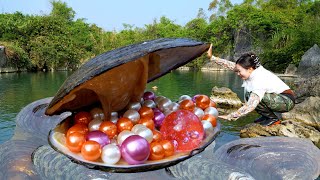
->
[0,113,17,144]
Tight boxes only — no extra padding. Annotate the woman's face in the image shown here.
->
[234,64,254,80]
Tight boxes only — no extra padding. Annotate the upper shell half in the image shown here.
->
[45,38,210,118]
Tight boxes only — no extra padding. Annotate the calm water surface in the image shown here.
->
[0,70,257,149]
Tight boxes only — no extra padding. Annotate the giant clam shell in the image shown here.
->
[46,38,218,172]
[48,119,220,172]
[45,38,209,117]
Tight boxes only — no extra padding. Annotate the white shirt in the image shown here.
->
[242,66,290,101]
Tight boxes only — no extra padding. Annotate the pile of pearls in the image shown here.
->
[65,91,219,165]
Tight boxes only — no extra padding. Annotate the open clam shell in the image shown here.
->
[48,119,220,173]
[45,38,210,118]
[47,38,216,172]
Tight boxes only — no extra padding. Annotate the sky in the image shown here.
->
[0,0,243,31]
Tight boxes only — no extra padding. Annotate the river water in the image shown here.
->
[0,70,256,149]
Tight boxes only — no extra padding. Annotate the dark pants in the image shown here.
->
[245,92,295,120]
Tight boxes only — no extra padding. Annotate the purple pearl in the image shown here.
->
[120,135,150,165]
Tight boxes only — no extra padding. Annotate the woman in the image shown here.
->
[207,44,295,126]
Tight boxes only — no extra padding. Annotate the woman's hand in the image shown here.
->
[207,44,213,59]
[218,115,231,121]
[218,114,239,121]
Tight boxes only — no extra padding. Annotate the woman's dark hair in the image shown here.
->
[235,52,261,69]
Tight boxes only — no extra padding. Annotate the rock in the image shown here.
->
[233,28,254,60]
[201,61,225,71]
[0,46,6,67]
[239,121,320,148]
[284,64,297,75]
[214,137,320,180]
[210,86,242,113]
[297,44,320,75]
[282,96,320,129]
[294,76,320,103]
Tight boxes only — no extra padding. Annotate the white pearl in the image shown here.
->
[123,109,140,124]
[126,101,142,111]
[204,107,219,118]
[178,95,192,102]
[202,120,214,138]
[193,107,205,119]
[88,118,103,131]
[169,102,180,111]
[101,144,121,165]
[117,130,135,145]
[131,124,147,134]
[142,100,156,109]
[135,127,153,143]
[158,98,172,112]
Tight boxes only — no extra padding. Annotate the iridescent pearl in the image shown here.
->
[178,95,192,102]
[126,101,142,111]
[157,98,172,112]
[88,118,103,131]
[135,127,153,143]
[110,116,118,124]
[90,107,105,120]
[131,124,147,134]
[169,102,180,111]
[193,107,205,119]
[201,120,214,138]
[117,130,135,145]
[204,107,219,118]
[154,96,166,105]
[101,144,121,165]
[123,109,140,124]
[143,100,156,109]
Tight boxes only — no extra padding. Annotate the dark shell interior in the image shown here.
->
[45,38,210,116]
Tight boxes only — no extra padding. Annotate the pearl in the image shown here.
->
[143,99,156,109]
[204,107,219,118]
[117,130,135,145]
[201,120,214,139]
[157,98,172,112]
[193,107,205,119]
[101,144,121,165]
[123,109,140,124]
[126,101,142,111]
[90,108,105,120]
[88,118,103,131]
[135,127,153,143]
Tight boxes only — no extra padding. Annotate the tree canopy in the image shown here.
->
[0,0,319,72]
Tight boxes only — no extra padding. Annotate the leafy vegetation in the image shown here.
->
[0,0,319,72]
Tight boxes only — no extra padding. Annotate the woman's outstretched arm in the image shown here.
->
[207,44,235,71]
[219,93,260,121]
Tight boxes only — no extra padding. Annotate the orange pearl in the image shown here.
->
[116,117,133,133]
[66,123,89,137]
[138,106,154,119]
[159,140,175,157]
[179,99,195,111]
[149,141,165,160]
[66,132,86,153]
[195,95,210,110]
[74,111,92,125]
[99,121,117,139]
[152,129,163,142]
[138,117,155,130]
[81,140,101,161]
[202,114,217,127]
